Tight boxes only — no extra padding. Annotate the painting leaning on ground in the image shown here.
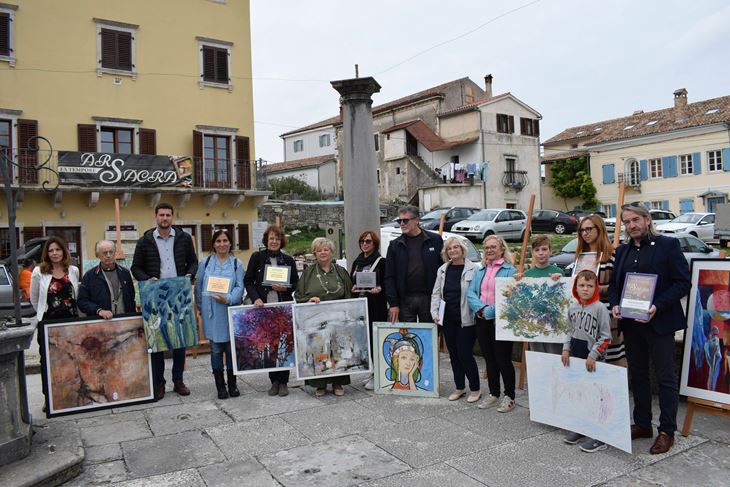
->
[139,276,198,352]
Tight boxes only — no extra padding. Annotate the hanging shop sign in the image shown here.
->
[57,152,193,188]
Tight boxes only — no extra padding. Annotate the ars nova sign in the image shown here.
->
[57,152,193,188]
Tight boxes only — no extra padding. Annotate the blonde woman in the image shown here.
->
[431,237,480,403]
[467,235,517,412]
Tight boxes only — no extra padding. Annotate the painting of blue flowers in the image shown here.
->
[139,277,198,352]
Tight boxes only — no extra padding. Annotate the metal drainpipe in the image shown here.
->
[479,109,487,208]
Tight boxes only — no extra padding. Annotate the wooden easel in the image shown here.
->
[187,236,210,358]
[681,396,730,437]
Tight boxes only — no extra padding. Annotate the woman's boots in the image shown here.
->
[227,369,240,397]
[213,370,228,399]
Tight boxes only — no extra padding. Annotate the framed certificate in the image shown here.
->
[620,272,658,320]
[355,271,377,289]
[263,264,291,287]
[205,276,231,296]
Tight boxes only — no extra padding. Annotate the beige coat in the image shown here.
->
[430,259,479,327]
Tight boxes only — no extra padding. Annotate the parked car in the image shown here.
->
[604,209,676,234]
[715,203,730,248]
[548,233,721,272]
[656,213,715,242]
[380,207,477,230]
[0,236,49,267]
[531,209,578,235]
[379,226,481,263]
[0,264,36,319]
[451,209,527,241]
[566,210,606,220]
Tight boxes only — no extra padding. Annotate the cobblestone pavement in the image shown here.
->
[23,353,730,486]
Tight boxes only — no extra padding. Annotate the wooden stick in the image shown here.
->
[613,182,625,248]
[438,214,446,235]
[275,215,281,229]
[515,194,536,390]
[114,198,124,260]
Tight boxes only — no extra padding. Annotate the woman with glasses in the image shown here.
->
[467,235,517,412]
[295,237,354,397]
[350,230,387,390]
[575,215,625,366]
[244,225,299,397]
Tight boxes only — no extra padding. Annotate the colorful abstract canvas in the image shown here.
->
[139,276,198,352]
[680,259,730,404]
[372,322,439,398]
[526,351,632,453]
[293,298,371,380]
[495,277,573,343]
[43,316,154,417]
[228,303,295,375]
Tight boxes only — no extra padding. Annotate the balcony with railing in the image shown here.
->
[501,170,528,190]
[617,171,641,188]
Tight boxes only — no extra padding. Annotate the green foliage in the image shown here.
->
[550,156,600,210]
[269,176,322,201]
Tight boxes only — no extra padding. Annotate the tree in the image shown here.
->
[549,156,600,210]
[268,176,321,201]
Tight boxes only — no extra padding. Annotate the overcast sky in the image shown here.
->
[250,0,730,162]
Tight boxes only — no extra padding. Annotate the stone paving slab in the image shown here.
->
[111,392,183,413]
[112,468,207,487]
[122,429,226,479]
[604,440,730,487]
[360,415,492,468]
[358,462,486,487]
[217,386,322,421]
[83,442,123,465]
[75,409,146,427]
[258,435,410,487]
[206,415,311,461]
[311,384,372,403]
[280,400,388,442]
[354,394,472,424]
[64,459,128,486]
[80,416,152,447]
[145,400,233,436]
[198,458,280,487]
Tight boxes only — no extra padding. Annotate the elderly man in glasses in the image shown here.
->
[385,205,444,323]
[77,240,136,320]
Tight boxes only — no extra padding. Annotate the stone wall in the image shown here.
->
[258,200,400,229]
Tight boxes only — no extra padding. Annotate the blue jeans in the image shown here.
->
[151,348,186,385]
[211,341,233,372]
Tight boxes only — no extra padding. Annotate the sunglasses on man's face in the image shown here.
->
[359,239,374,244]
[396,218,413,225]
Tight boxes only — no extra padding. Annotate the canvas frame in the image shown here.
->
[42,314,154,418]
[372,321,440,398]
[679,258,730,405]
[228,302,295,375]
[292,298,371,381]
[139,276,198,352]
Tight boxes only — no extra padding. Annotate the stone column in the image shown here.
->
[0,323,35,466]
[331,77,381,266]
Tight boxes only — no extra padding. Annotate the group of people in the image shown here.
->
[27,202,690,455]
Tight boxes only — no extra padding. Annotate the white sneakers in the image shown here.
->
[477,394,500,409]
[477,394,515,412]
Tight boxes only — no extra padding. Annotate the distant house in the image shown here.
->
[264,154,337,196]
[280,75,542,210]
[543,88,730,216]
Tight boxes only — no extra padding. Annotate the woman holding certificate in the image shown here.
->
[350,230,387,390]
[244,225,299,397]
[295,237,354,397]
[194,229,245,400]
[575,215,625,367]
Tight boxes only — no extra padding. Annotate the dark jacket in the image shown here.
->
[244,250,299,303]
[77,264,136,316]
[384,228,444,308]
[608,234,691,334]
[131,226,198,281]
[350,251,388,323]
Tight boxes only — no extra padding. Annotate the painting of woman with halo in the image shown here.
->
[376,326,438,397]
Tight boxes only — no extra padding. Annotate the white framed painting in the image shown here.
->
[228,302,295,375]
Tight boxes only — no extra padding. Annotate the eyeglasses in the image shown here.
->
[99,250,115,256]
[359,239,374,244]
[395,218,412,225]
[580,227,596,233]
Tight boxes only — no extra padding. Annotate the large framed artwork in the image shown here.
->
[292,298,371,380]
[525,351,632,453]
[139,276,198,352]
[680,259,730,404]
[228,302,295,375]
[495,277,573,343]
[43,315,154,417]
[372,322,439,398]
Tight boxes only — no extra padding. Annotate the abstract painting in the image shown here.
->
[292,298,371,380]
[139,276,198,352]
[43,315,154,417]
[525,351,631,453]
[680,259,730,404]
[372,322,439,398]
[495,277,573,342]
[228,303,295,375]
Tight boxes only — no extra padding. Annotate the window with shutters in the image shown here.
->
[708,150,722,172]
[0,119,10,172]
[519,117,540,137]
[100,127,133,154]
[95,19,137,78]
[293,140,303,153]
[649,158,662,179]
[373,133,380,152]
[203,134,230,188]
[679,154,693,175]
[0,5,16,66]
[319,134,331,148]
[197,37,232,89]
[496,114,514,134]
[201,224,235,252]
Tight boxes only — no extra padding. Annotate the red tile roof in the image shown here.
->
[382,120,478,152]
[544,93,730,146]
[540,149,588,163]
[265,154,336,173]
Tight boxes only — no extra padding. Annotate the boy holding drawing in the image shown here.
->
[561,269,612,452]
[514,234,564,354]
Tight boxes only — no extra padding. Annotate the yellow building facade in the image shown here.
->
[1,0,267,270]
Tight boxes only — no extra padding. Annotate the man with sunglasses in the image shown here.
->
[385,205,444,323]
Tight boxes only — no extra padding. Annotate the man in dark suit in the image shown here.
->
[609,204,690,454]
[77,240,135,319]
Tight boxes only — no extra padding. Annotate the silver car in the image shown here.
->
[451,209,527,241]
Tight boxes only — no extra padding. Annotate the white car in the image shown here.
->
[450,209,527,241]
[379,227,481,263]
[656,213,715,242]
[604,209,676,234]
